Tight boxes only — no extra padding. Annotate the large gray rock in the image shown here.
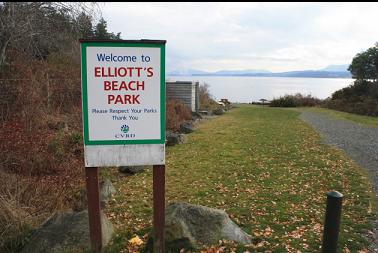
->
[177,134,187,145]
[20,210,114,253]
[191,112,203,120]
[166,131,187,146]
[212,108,225,115]
[179,121,194,134]
[100,178,116,207]
[148,202,252,251]
[199,110,212,116]
[118,166,146,174]
[73,179,116,211]
[166,130,179,146]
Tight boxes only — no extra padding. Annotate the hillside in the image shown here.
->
[168,65,351,78]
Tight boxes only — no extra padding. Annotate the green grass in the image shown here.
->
[104,105,376,253]
[297,107,378,127]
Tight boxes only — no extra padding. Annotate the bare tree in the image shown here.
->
[0,2,100,69]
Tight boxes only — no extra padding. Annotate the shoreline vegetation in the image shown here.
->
[268,43,378,118]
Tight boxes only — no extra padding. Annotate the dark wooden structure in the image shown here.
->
[166,81,199,112]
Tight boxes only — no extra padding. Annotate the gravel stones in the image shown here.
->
[300,111,378,191]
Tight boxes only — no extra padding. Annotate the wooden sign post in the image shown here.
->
[85,167,102,252]
[153,165,166,253]
[80,39,166,253]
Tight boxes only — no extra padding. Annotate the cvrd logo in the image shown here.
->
[121,124,129,133]
[115,124,135,138]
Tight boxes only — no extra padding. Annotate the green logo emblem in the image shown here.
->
[121,124,129,133]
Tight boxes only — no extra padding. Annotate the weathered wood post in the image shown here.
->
[85,167,103,253]
[321,191,343,253]
[153,165,166,253]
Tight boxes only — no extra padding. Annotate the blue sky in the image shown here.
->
[101,2,378,72]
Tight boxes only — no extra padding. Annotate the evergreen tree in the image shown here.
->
[348,44,378,81]
[76,12,94,38]
[94,17,121,39]
[94,17,109,39]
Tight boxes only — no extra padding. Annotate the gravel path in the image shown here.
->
[300,111,378,252]
[300,111,378,192]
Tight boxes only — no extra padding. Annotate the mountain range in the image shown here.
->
[167,64,352,78]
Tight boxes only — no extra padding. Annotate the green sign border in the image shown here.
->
[80,41,166,145]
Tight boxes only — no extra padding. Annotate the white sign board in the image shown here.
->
[80,40,166,167]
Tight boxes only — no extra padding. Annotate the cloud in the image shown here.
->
[102,3,378,72]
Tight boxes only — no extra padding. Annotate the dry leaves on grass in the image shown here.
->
[129,235,143,246]
[120,234,148,253]
[106,107,375,252]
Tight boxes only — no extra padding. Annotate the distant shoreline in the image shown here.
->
[168,71,352,79]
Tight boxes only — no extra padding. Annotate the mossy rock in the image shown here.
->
[144,202,252,252]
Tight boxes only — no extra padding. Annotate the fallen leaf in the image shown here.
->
[129,235,143,246]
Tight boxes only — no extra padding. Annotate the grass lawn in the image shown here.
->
[103,105,376,253]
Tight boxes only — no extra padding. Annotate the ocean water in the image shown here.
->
[166,76,354,103]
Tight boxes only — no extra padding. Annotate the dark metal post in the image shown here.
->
[85,167,103,253]
[322,191,343,253]
[153,165,166,253]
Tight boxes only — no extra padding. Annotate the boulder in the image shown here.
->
[212,108,225,115]
[147,202,252,251]
[20,210,114,253]
[166,130,178,146]
[179,121,194,134]
[199,110,211,116]
[118,166,146,174]
[191,112,203,120]
[165,130,179,146]
[100,178,116,207]
[177,134,187,144]
[73,179,116,211]
[166,131,187,146]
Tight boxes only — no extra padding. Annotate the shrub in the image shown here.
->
[324,80,378,116]
[326,43,378,116]
[0,4,119,250]
[269,93,321,107]
[199,83,219,111]
[166,100,192,132]
[0,119,85,251]
[270,95,297,107]
[0,170,84,252]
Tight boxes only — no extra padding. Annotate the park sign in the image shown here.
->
[80,39,166,167]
